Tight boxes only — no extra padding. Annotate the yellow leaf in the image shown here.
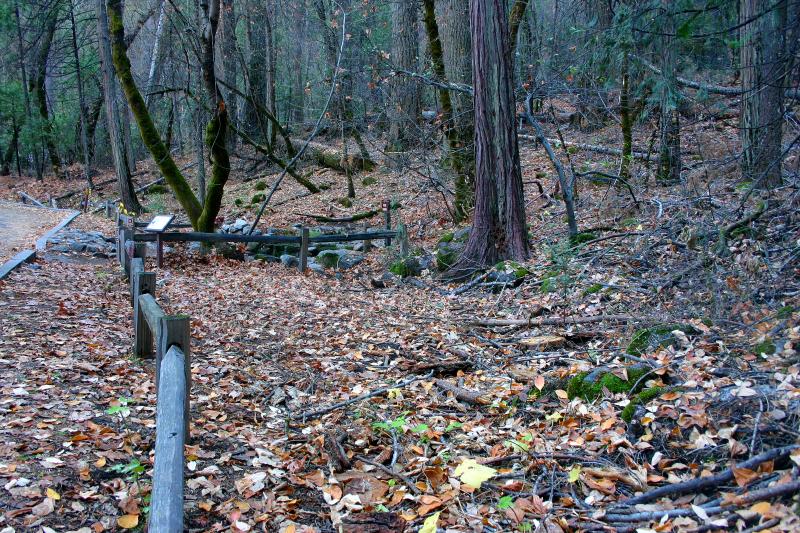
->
[749,501,771,515]
[419,511,440,533]
[46,488,60,500]
[95,456,106,468]
[117,514,139,529]
[568,465,581,483]
[545,411,563,422]
[454,459,497,489]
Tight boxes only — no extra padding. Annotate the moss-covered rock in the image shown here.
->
[361,176,378,186]
[570,231,597,246]
[389,257,422,277]
[620,386,672,422]
[336,197,353,208]
[254,181,267,191]
[147,184,169,195]
[251,193,266,204]
[566,365,650,401]
[626,324,699,356]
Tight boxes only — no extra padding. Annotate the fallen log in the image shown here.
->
[518,134,657,161]
[471,314,635,327]
[292,138,376,173]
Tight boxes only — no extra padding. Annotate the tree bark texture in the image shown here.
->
[96,0,141,212]
[220,0,238,139]
[740,0,788,188]
[31,9,63,179]
[243,0,268,140]
[657,2,681,185]
[452,0,529,273]
[387,0,420,152]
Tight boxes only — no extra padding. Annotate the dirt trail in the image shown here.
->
[0,201,67,264]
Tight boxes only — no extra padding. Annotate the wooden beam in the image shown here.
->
[156,315,190,441]
[138,293,165,336]
[133,273,156,358]
[129,257,144,305]
[150,344,187,532]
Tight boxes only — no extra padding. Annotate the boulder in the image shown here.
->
[232,218,249,232]
[317,249,364,269]
[280,254,299,268]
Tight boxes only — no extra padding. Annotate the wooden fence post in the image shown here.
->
[362,222,372,252]
[383,198,392,247]
[299,227,309,273]
[157,315,191,440]
[134,242,146,261]
[133,272,156,357]
[129,258,144,304]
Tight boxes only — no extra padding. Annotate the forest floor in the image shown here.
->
[0,118,799,532]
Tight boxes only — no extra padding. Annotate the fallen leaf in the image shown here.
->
[419,511,440,533]
[117,514,139,529]
[454,458,497,489]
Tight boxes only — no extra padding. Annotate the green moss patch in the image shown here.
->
[621,386,676,422]
[626,324,699,356]
[570,231,597,246]
[254,181,267,191]
[251,193,266,204]
[753,339,776,355]
[336,197,353,208]
[361,176,378,186]
[567,365,650,401]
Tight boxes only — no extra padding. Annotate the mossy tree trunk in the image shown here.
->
[107,0,230,232]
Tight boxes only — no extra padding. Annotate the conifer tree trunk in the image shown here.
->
[422,0,472,222]
[740,0,788,188]
[451,0,528,273]
[13,0,42,180]
[657,3,681,185]
[243,1,267,140]
[220,0,237,140]
[387,0,420,152]
[290,0,306,126]
[265,0,277,146]
[95,0,141,212]
[69,0,94,189]
[31,10,63,179]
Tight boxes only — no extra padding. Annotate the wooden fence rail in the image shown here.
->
[118,229,191,532]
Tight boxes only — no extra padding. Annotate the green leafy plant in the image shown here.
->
[106,396,132,417]
[497,495,514,510]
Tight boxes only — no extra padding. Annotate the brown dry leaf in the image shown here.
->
[417,495,443,515]
[31,497,55,517]
[534,375,545,391]
[343,474,389,504]
[731,466,759,487]
[117,514,139,529]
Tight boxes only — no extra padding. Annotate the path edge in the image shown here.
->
[0,209,81,281]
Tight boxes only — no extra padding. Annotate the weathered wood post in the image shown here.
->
[383,198,392,247]
[150,345,188,532]
[121,229,134,275]
[129,258,144,303]
[299,227,310,273]
[133,272,156,357]
[137,294,164,359]
[156,315,191,440]
[362,222,372,252]
[156,233,164,268]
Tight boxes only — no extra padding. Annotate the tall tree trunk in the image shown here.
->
[85,92,104,163]
[96,0,142,212]
[387,0,420,152]
[220,0,237,143]
[657,3,681,185]
[452,0,528,273]
[31,9,63,179]
[290,0,306,126]
[14,0,42,180]
[740,0,788,188]
[243,0,267,140]
[1,126,17,176]
[619,52,633,183]
[422,0,472,222]
[265,0,277,146]
[69,0,94,189]
[144,0,166,108]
